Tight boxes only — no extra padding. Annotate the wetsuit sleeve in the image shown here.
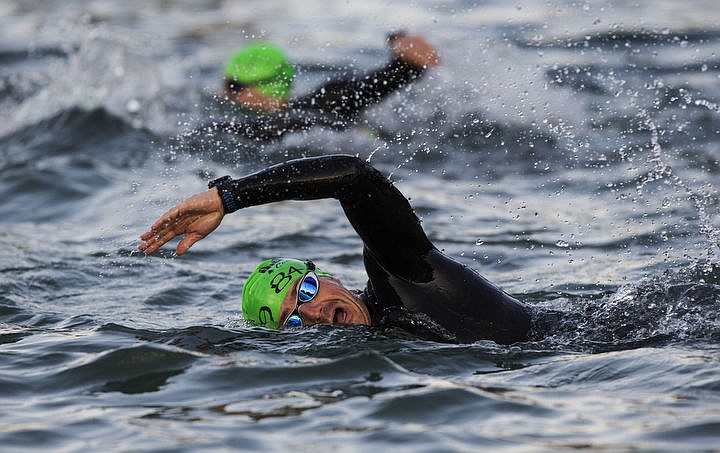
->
[221,154,434,279]
[290,57,427,122]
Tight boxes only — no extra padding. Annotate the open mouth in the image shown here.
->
[333,307,348,324]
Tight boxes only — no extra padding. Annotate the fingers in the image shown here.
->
[138,214,210,256]
[138,189,224,256]
[149,206,182,235]
[138,204,188,254]
[176,233,204,256]
[138,240,158,255]
[139,228,177,254]
[139,216,188,255]
[139,207,177,243]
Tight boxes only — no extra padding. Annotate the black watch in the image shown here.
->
[208,175,239,213]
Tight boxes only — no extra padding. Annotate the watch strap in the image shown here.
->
[208,175,239,213]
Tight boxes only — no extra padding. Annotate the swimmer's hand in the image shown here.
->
[389,33,440,69]
[139,188,224,256]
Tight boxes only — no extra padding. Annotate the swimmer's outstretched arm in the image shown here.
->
[213,155,434,276]
[140,155,433,277]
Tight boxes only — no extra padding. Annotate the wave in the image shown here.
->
[519,28,720,49]
[0,106,155,163]
[99,261,720,356]
[41,343,199,395]
[535,263,720,351]
[0,46,70,107]
[0,107,157,221]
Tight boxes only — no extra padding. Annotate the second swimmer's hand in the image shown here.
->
[139,188,224,256]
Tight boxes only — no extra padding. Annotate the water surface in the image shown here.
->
[1,1,719,451]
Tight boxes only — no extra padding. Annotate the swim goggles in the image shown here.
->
[284,261,319,327]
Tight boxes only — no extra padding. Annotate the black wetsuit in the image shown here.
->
[214,58,427,142]
[214,155,533,344]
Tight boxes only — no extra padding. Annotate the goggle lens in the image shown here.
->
[283,262,319,328]
[298,274,318,302]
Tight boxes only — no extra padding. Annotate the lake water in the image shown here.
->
[1,0,719,451]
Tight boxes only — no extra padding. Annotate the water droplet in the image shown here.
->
[126,99,141,113]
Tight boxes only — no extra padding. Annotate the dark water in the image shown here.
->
[2,1,720,451]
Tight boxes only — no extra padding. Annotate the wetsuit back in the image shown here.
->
[218,155,532,344]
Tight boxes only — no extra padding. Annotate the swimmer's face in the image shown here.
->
[278,275,371,327]
[223,83,286,114]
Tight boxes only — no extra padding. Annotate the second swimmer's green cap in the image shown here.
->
[241,258,329,329]
[224,42,295,100]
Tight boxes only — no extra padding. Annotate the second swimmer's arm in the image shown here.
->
[290,33,439,122]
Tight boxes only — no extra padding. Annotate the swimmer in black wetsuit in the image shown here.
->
[139,155,532,344]
[205,32,440,142]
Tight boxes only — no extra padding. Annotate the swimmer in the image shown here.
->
[140,155,533,344]
[208,32,440,141]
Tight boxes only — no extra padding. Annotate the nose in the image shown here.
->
[298,300,324,324]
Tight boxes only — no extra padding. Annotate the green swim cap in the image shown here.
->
[241,258,329,329]
[224,42,295,100]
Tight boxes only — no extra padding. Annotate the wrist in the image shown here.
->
[208,175,239,213]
